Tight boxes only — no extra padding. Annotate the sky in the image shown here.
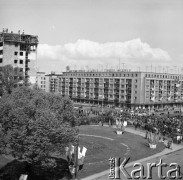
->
[0,0,183,73]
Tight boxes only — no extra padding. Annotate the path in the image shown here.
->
[79,133,130,159]
[81,126,183,180]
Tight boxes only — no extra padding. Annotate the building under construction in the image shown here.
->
[0,28,39,85]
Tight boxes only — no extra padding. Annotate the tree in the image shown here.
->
[0,87,77,173]
[0,65,25,96]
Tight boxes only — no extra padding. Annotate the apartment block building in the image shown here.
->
[57,69,183,108]
[0,28,38,84]
[36,72,62,93]
[36,72,46,91]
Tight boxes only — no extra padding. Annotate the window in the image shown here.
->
[135,85,137,88]
[14,60,18,63]
[20,52,23,56]
[20,60,23,64]
[135,74,138,77]
[0,58,3,63]
[135,79,138,83]
[14,52,18,55]
[0,42,3,46]
[0,50,3,55]
[19,68,23,72]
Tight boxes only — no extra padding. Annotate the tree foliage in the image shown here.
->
[0,65,25,96]
[0,87,77,168]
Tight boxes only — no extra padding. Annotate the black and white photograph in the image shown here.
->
[0,0,183,179]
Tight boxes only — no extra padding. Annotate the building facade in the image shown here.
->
[57,70,183,108]
[36,72,62,93]
[36,72,46,91]
[0,29,38,84]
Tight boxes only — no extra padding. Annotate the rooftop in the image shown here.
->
[0,28,38,44]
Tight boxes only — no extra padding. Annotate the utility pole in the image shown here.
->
[119,57,121,70]
[121,63,125,70]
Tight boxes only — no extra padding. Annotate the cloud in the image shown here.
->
[37,38,171,72]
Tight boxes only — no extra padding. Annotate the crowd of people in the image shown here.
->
[74,104,183,145]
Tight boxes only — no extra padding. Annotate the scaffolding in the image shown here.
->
[0,29,39,85]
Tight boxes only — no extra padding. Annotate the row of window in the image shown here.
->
[15,51,23,56]
[63,73,139,77]
[146,79,182,83]
[145,74,183,80]
[146,85,177,88]
[40,81,46,84]
[14,60,23,64]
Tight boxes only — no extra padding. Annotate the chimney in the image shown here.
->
[11,31,13,34]
[18,30,20,34]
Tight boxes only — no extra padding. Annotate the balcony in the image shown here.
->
[25,67,30,71]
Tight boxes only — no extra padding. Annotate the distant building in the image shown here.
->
[0,28,39,84]
[57,69,183,108]
[36,72,46,91]
[36,71,62,93]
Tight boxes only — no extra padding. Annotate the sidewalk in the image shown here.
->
[81,126,183,180]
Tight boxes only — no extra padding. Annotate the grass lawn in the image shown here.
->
[77,125,165,178]
[0,125,165,179]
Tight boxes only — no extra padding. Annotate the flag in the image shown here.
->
[151,96,155,101]
[66,145,75,162]
[19,175,28,180]
[78,146,87,170]
[82,147,87,157]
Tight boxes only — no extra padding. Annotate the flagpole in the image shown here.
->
[74,134,79,180]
